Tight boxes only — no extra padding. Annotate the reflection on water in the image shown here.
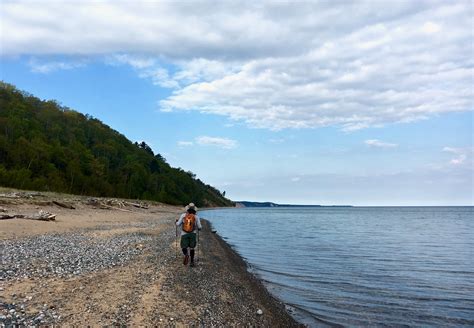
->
[202,207,474,327]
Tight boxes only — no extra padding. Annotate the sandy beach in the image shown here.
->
[0,190,300,326]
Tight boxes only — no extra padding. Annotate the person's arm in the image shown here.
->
[176,213,185,226]
[196,215,202,230]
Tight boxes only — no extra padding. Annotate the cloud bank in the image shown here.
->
[1,0,472,130]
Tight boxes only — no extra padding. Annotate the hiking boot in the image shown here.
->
[183,255,189,265]
[190,261,195,267]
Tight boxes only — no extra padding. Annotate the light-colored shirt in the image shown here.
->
[176,213,202,236]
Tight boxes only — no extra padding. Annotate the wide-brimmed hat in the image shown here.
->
[185,203,197,211]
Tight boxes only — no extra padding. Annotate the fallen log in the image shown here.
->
[124,201,149,209]
[107,199,125,208]
[0,193,20,198]
[0,192,43,199]
[52,200,76,209]
[98,204,134,212]
[0,214,25,220]
[0,210,56,221]
[32,210,56,221]
[0,214,15,220]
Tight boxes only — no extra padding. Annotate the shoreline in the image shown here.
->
[0,192,302,326]
[202,219,302,326]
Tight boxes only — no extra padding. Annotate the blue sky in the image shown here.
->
[1,1,472,205]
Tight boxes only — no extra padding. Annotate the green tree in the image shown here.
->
[0,82,234,207]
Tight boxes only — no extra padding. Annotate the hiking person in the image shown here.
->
[176,203,202,267]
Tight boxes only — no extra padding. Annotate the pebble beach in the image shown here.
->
[0,191,300,327]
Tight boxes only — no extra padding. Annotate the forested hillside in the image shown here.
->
[0,82,233,207]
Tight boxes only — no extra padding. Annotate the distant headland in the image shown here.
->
[236,201,353,208]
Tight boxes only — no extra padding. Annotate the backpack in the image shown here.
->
[182,213,196,233]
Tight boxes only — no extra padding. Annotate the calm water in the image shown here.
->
[201,207,474,327]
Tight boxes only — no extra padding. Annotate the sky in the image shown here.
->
[0,0,472,206]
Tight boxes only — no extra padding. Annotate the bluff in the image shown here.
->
[0,82,233,207]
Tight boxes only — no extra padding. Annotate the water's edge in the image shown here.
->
[204,219,304,326]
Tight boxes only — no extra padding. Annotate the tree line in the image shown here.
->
[0,82,233,207]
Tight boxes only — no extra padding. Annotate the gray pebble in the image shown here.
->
[0,220,182,326]
[1,231,155,280]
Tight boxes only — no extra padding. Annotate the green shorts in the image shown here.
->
[180,233,197,249]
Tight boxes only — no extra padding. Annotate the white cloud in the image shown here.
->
[450,156,466,165]
[2,1,472,130]
[365,139,398,148]
[173,58,240,84]
[195,136,238,149]
[443,147,472,165]
[28,58,85,73]
[108,54,178,88]
[139,67,179,89]
[443,147,461,154]
[291,177,301,182]
[421,21,441,34]
[157,3,472,130]
[177,141,193,147]
[106,55,239,89]
[109,54,155,69]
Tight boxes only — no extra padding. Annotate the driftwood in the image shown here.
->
[0,210,56,221]
[87,198,148,210]
[124,201,149,209]
[0,193,21,199]
[52,200,76,209]
[87,198,124,207]
[34,210,56,221]
[0,191,43,199]
[98,204,133,212]
[0,214,15,220]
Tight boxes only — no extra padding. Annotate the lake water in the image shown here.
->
[201,207,474,327]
